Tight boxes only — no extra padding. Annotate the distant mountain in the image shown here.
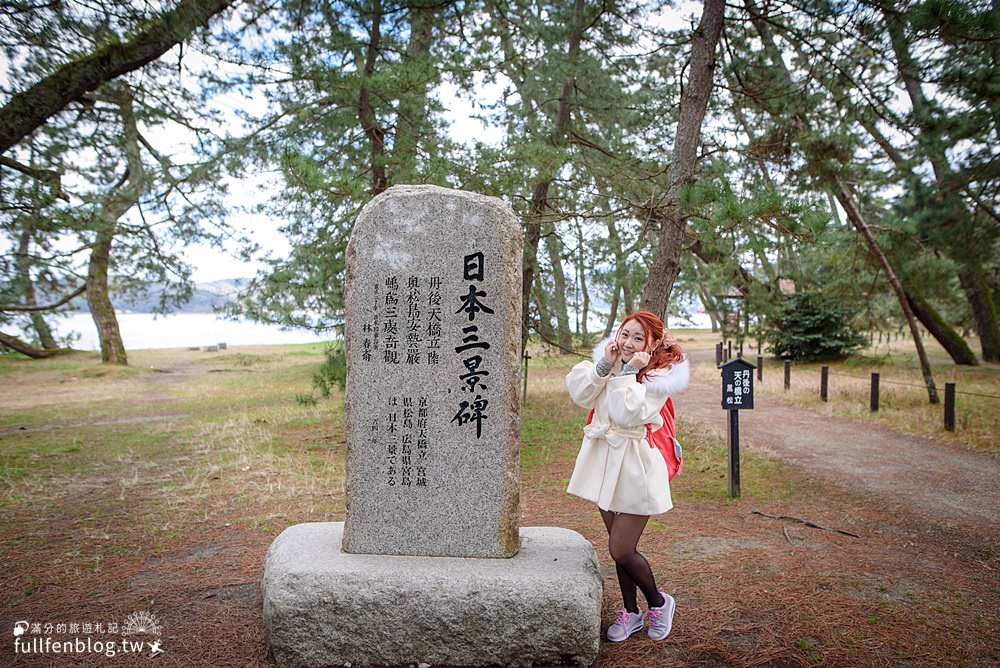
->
[68,279,251,314]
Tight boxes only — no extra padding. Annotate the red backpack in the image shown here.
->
[585,396,683,481]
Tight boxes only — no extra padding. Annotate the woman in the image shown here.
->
[565,310,689,642]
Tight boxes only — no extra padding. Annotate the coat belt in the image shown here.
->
[583,421,645,448]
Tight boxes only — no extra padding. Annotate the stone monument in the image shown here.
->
[262,185,602,667]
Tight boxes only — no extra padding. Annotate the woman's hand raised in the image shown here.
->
[603,339,620,365]
[627,351,651,369]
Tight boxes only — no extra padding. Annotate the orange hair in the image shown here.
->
[617,310,685,382]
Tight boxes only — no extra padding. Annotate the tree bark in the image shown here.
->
[691,260,722,332]
[531,273,557,345]
[0,331,59,358]
[87,226,128,365]
[837,184,938,403]
[542,222,574,350]
[357,0,388,196]
[699,286,721,332]
[14,223,58,349]
[0,0,233,154]
[86,84,146,365]
[574,220,591,343]
[959,268,1000,362]
[521,203,542,353]
[603,287,620,338]
[905,290,979,365]
[640,0,725,318]
[392,1,436,181]
[605,218,627,332]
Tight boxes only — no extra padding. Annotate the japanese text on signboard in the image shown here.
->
[722,363,754,410]
[361,275,443,365]
[450,252,493,439]
[381,395,430,487]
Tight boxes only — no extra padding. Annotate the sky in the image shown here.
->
[181,0,705,283]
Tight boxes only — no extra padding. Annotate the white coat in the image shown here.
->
[565,336,690,515]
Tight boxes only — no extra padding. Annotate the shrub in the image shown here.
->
[763,293,866,361]
[312,342,346,397]
[294,393,318,406]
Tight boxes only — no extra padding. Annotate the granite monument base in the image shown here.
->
[263,523,602,668]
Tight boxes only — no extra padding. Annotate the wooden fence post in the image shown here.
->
[944,382,956,431]
[522,352,530,404]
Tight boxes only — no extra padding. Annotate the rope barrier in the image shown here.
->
[821,370,1000,400]
[759,363,1000,400]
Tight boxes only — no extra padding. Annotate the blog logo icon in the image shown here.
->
[13,621,29,637]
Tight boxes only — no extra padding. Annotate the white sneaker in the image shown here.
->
[646,591,676,640]
[607,608,644,642]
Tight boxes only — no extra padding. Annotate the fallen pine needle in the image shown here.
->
[752,510,862,538]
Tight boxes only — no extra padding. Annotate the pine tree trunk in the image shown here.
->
[959,268,1000,362]
[358,1,388,196]
[521,212,542,353]
[640,0,725,318]
[692,263,722,332]
[837,185,938,403]
[393,2,436,180]
[987,274,1000,309]
[84,83,146,366]
[604,287,620,338]
[543,223,573,351]
[575,220,590,343]
[532,274,557,346]
[30,313,57,349]
[15,224,58,349]
[641,207,686,317]
[87,227,127,365]
[606,218,628,328]
[0,331,57,358]
[906,290,979,365]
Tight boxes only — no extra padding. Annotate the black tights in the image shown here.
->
[600,509,665,614]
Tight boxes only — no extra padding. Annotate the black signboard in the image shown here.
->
[721,358,755,410]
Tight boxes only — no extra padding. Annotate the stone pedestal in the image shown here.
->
[262,523,602,668]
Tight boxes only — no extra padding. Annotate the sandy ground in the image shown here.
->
[679,350,1000,533]
[3,348,998,667]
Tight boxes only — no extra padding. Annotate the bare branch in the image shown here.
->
[0,283,86,312]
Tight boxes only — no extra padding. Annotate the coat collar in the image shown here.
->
[590,333,690,397]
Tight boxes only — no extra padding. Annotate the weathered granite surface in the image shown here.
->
[262,522,602,668]
[343,185,522,558]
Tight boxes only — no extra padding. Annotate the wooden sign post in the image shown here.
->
[721,358,756,498]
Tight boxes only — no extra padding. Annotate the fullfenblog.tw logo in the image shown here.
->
[122,611,162,637]
[12,611,164,658]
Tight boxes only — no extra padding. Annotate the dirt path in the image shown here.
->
[677,351,1000,534]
